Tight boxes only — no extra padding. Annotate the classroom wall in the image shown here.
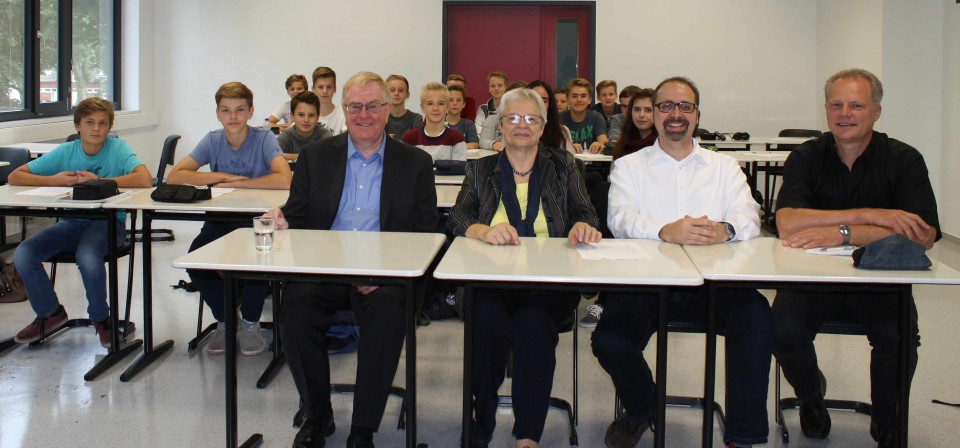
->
[941,0,960,237]
[149,0,819,167]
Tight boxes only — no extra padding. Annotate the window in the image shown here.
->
[0,0,120,122]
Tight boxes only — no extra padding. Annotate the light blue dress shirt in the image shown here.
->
[330,135,386,232]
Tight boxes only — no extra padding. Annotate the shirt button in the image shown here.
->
[356,208,361,211]
[362,163,367,167]
[359,185,363,189]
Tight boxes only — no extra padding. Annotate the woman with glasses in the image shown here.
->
[448,88,602,448]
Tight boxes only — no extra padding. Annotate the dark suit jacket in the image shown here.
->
[282,133,439,233]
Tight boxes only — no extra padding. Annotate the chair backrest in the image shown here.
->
[775,129,822,151]
[0,147,32,185]
[155,134,182,185]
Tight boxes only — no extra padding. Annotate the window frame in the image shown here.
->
[0,0,122,123]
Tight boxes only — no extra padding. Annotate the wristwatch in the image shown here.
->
[839,224,851,245]
[720,221,736,242]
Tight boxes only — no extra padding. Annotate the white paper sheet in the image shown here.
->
[14,187,72,196]
[576,240,652,260]
[211,187,235,198]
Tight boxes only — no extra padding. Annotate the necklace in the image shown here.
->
[511,166,533,177]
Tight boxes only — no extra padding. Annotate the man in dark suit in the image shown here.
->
[266,71,438,448]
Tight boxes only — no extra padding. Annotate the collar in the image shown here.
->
[648,138,709,166]
[346,133,387,162]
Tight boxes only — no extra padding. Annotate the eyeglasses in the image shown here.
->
[344,102,387,115]
[500,113,544,126]
[654,101,698,114]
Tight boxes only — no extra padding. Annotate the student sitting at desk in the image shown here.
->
[562,78,609,154]
[445,84,480,149]
[312,66,347,135]
[167,81,291,357]
[592,77,771,448]
[607,85,642,143]
[449,88,601,448]
[385,74,423,139]
[401,82,467,162]
[11,97,153,347]
[278,91,333,160]
[268,73,308,132]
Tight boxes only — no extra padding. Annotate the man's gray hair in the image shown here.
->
[824,68,883,105]
[497,88,548,124]
[342,71,389,105]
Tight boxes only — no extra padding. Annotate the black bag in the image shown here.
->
[72,179,119,200]
[0,256,27,303]
[150,184,213,203]
[435,159,467,176]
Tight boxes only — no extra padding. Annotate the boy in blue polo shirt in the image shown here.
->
[11,97,153,348]
[168,81,291,356]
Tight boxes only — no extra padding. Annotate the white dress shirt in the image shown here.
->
[607,139,760,241]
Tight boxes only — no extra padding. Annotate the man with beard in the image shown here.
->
[591,77,772,448]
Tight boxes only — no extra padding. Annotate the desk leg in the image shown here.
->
[653,289,668,448]
[223,273,262,447]
[461,284,474,447]
[702,282,718,448]
[405,279,418,448]
[85,210,142,381]
[122,210,175,382]
[896,285,912,448]
[256,281,285,389]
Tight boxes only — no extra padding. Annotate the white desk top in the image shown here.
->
[0,184,114,209]
[436,184,461,208]
[435,236,703,286]
[103,187,288,212]
[435,174,465,185]
[465,148,612,163]
[0,161,9,167]
[727,151,789,163]
[467,149,497,159]
[172,228,447,278]
[698,136,813,147]
[683,237,960,285]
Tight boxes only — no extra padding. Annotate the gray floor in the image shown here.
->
[1,220,959,447]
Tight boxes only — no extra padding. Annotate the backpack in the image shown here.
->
[0,256,27,303]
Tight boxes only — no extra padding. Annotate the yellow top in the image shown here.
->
[490,182,549,237]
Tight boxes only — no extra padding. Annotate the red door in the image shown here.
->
[444,3,594,102]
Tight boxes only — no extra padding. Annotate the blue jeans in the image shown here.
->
[187,221,268,322]
[13,219,126,322]
[591,286,772,446]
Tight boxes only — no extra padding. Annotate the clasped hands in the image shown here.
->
[658,215,727,245]
[476,221,602,246]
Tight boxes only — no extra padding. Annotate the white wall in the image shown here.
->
[941,0,960,236]
[151,0,819,164]
[815,0,883,130]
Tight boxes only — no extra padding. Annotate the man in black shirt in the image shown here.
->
[774,68,940,448]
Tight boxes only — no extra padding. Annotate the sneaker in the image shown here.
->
[579,303,603,328]
[93,317,117,348]
[238,320,266,356]
[14,305,69,344]
[604,413,651,448]
[207,322,227,355]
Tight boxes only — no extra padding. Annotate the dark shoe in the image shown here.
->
[14,305,68,344]
[345,431,374,448]
[870,420,895,448]
[604,413,651,448]
[462,426,491,448]
[292,414,335,448]
[93,317,116,348]
[579,303,603,328]
[799,370,831,439]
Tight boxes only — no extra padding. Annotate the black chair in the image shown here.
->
[0,146,33,247]
[763,129,822,231]
[775,319,871,444]
[36,211,139,347]
[132,134,180,243]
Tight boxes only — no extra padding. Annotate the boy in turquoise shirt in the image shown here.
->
[11,97,152,348]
